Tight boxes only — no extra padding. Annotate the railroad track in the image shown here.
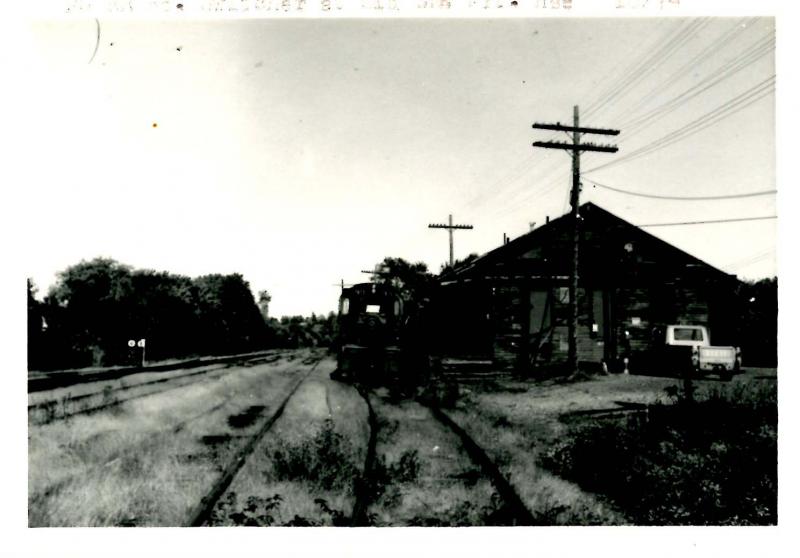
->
[28,352,292,425]
[187,356,324,527]
[27,350,289,393]
[347,381,535,527]
[349,382,378,527]
[29,386,253,510]
[424,402,536,526]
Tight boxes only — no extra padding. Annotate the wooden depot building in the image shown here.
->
[433,202,740,372]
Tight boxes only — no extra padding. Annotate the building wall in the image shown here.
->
[486,279,717,370]
[439,204,737,372]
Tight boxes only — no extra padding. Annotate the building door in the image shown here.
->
[603,288,618,363]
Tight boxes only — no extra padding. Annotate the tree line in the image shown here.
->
[26,256,777,371]
[27,258,335,371]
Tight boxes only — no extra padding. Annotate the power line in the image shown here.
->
[462,138,568,215]
[584,19,708,120]
[585,75,774,173]
[581,24,680,117]
[464,20,773,238]
[617,18,757,123]
[586,178,777,201]
[485,169,569,222]
[722,248,775,271]
[497,22,772,210]
[484,30,770,219]
[619,32,774,134]
[638,215,776,227]
[622,75,774,158]
[464,155,538,209]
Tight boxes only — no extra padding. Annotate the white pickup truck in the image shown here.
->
[636,324,742,380]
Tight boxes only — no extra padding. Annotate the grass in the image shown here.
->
[207,377,369,526]
[363,392,504,526]
[27,363,240,424]
[28,355,312,526]
[439,373,703,525]
[444,399,626,525]
[28,413,215,526]
[443,372,777,525]
[541,381,777,525]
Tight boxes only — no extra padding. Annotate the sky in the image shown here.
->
[21,15,776,317]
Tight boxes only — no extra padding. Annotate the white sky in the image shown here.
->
[22,16,776,317]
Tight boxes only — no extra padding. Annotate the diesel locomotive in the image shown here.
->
[332,282,432,387]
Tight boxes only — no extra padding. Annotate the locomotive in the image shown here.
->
[332,282,432,387]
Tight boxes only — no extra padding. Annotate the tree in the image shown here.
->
[367,257,437,304]
[43,258,135,367]
[439,253,480,276]
[27,279,45,369]
[31,258,275,370]
[129,269,200,361]
[193,273,268,354]
[734,277,777,367]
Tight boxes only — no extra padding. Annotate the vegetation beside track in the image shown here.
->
[444,371,777,525]
[28,355,316,527]
[361,390,507,526]
[542,381,777,525]
[207,375,369,526]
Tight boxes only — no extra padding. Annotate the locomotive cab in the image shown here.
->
[335,283,405,382]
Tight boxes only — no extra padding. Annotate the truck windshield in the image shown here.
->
[674,328,703,341]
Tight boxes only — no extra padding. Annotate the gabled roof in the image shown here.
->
[441,202,735,282]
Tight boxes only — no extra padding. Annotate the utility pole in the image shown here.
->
[428,214,474,267]
[532,106,619,376]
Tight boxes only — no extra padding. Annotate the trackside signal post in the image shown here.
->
[532,106,619,376]
[127,338,147,367]
[428,214,474,267]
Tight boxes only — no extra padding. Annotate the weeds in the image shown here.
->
[313,498,349,526]
[420,380,460,408]
[268,419,359,492]
[359,448,424,515]
[374,449,421,488]
[391,449,422,483]
[210,492,284,526]
[209,492,352,527]
[542,383,777,525]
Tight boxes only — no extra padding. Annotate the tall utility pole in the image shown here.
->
[532,106,619,375]
[428,214,474,267]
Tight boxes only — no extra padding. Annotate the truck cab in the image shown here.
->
[633,324,741,380]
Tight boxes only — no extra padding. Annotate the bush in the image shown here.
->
[210,492,283,526]
[541,384,777,525]
[269,419,359,492]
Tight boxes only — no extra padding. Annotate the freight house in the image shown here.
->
[434,202,740,373]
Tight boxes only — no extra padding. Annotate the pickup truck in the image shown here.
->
[633,324,742,380]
